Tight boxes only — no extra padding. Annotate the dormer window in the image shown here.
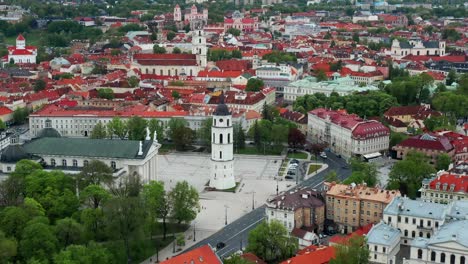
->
[450,184,455,192]
[436,183,440,190]
[443,183,448,191]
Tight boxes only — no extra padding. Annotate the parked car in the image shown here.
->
[285,176,294,179]
[290,159,299,164]
[320,152,327,158]
[216,242,226,250]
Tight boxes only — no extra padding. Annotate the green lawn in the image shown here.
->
[307,164,322,175]
[287,152,309,159]
[236,146,283,155]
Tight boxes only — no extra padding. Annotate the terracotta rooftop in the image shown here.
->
[266,187,324,211]
[429,173,468,193]
[161,245,221,264]
[324,182,400,204]
[396,133,454,152]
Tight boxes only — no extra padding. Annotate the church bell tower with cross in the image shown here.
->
[209,94,236,190]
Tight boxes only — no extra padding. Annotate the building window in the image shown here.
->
[83,160,88,167]
[62,159,67,167]
[461,256,465,264]
[219,151,222,159]
[228,133,230,143]
[419,232,423,237]
[374,254,377,260]
[435,221,439,228]
[270,211,273,216]
[405,217,408,223]
[418,249,423,259]
[51,159,56,166]
[404,230,408,236]
[413,218,416,224]
[427,220,431,227]
[450,255,455,264]
[374,245,377,251]
[383,247,386,253]
[7,166,11,172]
[398,216,401,222]
[111,161,116,169]
[227,119,230,126]
[441,253,446,263]
[431,252,436,261]
[412,231,415,238]
[73,160,77,167]
[284,213,287,218]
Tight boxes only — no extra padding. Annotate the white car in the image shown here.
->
[320,152,327,158]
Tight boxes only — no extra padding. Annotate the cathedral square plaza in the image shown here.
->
[157,153,292,233]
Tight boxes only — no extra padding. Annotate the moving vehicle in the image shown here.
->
[216,242,226,250]
[320,152,327,158]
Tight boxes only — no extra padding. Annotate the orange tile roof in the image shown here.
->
[161,245,221,264]
[280,246,335,264]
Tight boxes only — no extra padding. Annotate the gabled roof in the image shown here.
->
[280,246,335,264]
[396,133,453,152]
[429,174,468,193]
[161,245,222,264]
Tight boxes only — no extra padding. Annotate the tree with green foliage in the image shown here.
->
[173,47,181,54]
[24,170,79,220]
[252,120,261,151]
[90,121,107,139]
[352,32,360,43]
[107,117,128,139]
[330,235,369,264]
[148,118,164,142]
[172,90,181,99]
[80,184,111,209]
[246,220,298,262]
[167,31,176,41]
[198,118,212,151]
[227,27,241,36]
[103,196,145,264]
[442,28,461,41]
[153,45,166,54]
[436,153,451,171]
[127,116,147,140]
[263,51,297,63]
[79,160,114,187]
[13,107,28,124]
[167,118,193,150]
[0,230,17,262]
[55,218,85,248]
[169,181,199,224]
[325,170,339,183]
[19,220,58,262]
[446,69,457,85]
[53,243,113,264]
[389,132,408,148]
[343,159,378,187]
[142,181,171,240]
[315,69,328,82]
[423,116,456,132]
[432,91,468,119]
[79,208,106,242]
[324,32,332,39]
[127,76,139,88]
[34,79,46,92]
[233,123,246,152]
[246,78,264,92]
[388,151,435,198]
[0,119,5,131]
[271,124,289,146]
[0,206,29,240]
[97,88,114,100]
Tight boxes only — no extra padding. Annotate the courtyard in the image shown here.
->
[156,153,292,233]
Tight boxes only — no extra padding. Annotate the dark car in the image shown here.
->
[290,159,299,164]
[216,242,226,250]
[285,176,294,179]
[336,154,342,158]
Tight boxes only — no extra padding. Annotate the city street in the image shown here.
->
[184,150,352,260]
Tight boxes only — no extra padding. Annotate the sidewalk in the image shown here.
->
[140,227,215,264]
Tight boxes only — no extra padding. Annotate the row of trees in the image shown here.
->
[0,160,199,263]
[293,91,397,118]
[90,116,164,142]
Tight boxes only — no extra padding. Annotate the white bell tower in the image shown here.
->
[209,94,235,190]
[192,27,207,68]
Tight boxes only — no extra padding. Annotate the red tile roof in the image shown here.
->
[396,133,454,152]
[161,245,221,264]
[280,246,335,264]
[241,253,267,264]
[17,34,25,41]
[0,106,13,116]
[133,54,197,66]
[429,174,467,193]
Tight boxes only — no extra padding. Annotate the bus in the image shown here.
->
[362,152,383,163]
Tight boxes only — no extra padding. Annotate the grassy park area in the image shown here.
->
[287,152,308,159]
[307,164,322,175]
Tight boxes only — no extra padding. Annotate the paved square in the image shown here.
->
[156,153,294,232]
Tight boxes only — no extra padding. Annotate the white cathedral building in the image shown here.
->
[209,95,236,190]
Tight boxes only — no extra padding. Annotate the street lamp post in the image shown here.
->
[276,176,279,195]
[224,205,228,225]
[193,221,196,242]
[252,191,256,211]
[172,231,176,253]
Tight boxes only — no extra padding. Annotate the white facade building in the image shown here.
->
[403,220,468,264]
[367,221,401,264]
[209,96,236,190]
[390,38,445,59]
[308,108,390,159]
[284,76,379,102]
[383,197,447,246]
[5,34,37,64]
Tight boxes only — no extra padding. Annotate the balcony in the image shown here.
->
[417,225,433,231]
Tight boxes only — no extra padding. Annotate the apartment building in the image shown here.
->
[308,108,390,159]
[383,196,447,245]
[420,170,468,204]
[324,182,400,234]
[367,221,401,264]
[266,187,325,233]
